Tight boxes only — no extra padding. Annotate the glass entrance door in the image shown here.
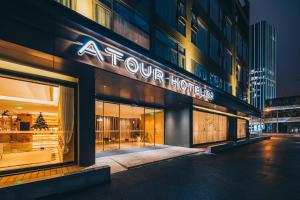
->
[103,102,120,151]
[155,109,165,145]
[120,105,145,149]
[95,100,164,152]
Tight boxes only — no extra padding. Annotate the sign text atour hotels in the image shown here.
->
[77,40,214,101]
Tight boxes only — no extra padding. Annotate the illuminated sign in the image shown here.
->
[77,40,214,101]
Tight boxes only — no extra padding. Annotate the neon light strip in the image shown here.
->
[193,105,250,120]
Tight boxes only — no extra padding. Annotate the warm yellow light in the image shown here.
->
[193,105,250,120]
[0,58,78,83]
[76,0,94,19]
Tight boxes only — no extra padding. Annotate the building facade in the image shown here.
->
[263,96,300,133]
[250,21,276,111]
[0,0,259,175]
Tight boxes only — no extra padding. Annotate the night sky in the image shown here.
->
[250,0,300,97]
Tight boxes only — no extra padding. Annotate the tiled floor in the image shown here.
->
[0,165,82,188]
[95,141,161,152]
[95,145,206,173]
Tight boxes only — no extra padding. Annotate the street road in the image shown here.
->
[43,137,300,200]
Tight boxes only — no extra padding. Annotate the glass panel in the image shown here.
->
[95,101,104,152]
[210,34,219,65]
[95,2,112,29]
[113,14,150,49]
[103,102,119,151]
[0,75,74,172]
[193,110,228,144]
[144,108,155,146]
[155,0,177,28]
[55,0,75,10]
[120,105,144,149]
[95,101,164,151]
[155,109,164,145]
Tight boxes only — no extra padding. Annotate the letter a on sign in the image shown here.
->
[78,41,104,63]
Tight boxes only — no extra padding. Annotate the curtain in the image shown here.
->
[59,86,74,154]
[237,119,247,139]
[95,4,111,29]
[193,111,228,144]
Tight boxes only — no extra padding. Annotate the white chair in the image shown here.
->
[0,143,3,159]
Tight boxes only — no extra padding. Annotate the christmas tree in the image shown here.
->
[31,112,49,130]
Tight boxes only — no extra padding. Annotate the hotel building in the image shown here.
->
[0,0,259,175]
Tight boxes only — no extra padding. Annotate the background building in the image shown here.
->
[250,21,276,111]
[263,96,300,133]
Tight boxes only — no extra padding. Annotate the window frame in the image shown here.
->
[0,69,78,176]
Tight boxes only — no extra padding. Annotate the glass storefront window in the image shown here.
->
[145,108,155,146]
[193,110,228,144]
[103,102,120,151]
[154,109,164,145]
[0,75,75,172]
[95,101,104,152]
[95,1,112,29]
[237,119,247,139]
[95,101,164,152]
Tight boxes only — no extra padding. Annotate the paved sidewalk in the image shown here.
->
[95,146,206,173]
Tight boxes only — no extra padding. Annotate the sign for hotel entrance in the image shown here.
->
[77,40,214,101]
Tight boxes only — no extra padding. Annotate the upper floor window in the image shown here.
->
[223,17,232,43]
[156,0,186,36]
[54,0,76,10]
[156,0,177,28]
[236,87,243,100]
[224,81,232,94]
[177,0,187,36]
[195,0,209,12]
[191,60,208,81]
[236,32,243,58]
[155,31,185,69]
[236,62,242,83]
[191,13,208,54]
[114,1,149,33]
[177,0,187,20]
[210,0,222,29]
[209,34,220,65]
[113,1,150,49]
[95,0,112,29]
[223,49,232,74]
[242,67,249,88]
[236,31,248,63]
[243,42,248,63]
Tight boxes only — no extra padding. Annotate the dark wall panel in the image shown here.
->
[228,117,237,141]
[78,68,95,166]
[165,103,192,147]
